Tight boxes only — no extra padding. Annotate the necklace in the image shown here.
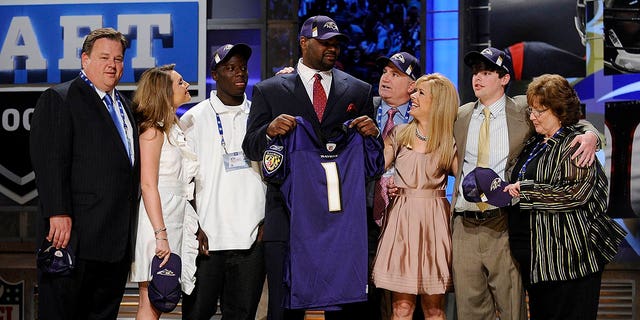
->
[415,127,428,141]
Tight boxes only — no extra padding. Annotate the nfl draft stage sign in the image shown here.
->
[0,278,23,320]
[0,0,205,205]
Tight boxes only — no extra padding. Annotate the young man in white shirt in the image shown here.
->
[180,43,266,320]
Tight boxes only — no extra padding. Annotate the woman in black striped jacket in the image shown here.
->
[504,74,626,320]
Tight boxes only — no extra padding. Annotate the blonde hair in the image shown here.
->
[132,64,179,135]
[395,73,458,171]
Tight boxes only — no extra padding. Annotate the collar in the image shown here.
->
[380,100,411,121]
[296,58,332,85]
[208,90,249,114]
[81,70,112,100]
[475,94,506,117]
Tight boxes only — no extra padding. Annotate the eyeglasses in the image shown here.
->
[527,107,549,117]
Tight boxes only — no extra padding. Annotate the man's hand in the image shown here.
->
[48,215,72,249]
[257,224,264,242]
[386,176,398,198]
[570,132,598,167]
[349,115,380,137]
[196,226,209,256]
[266,114,297,138]
[504,182,521,198]
[276,66,295,75]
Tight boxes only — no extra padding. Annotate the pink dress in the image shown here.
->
[372,127,453,295]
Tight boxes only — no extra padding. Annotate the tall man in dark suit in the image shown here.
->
[242,15,379,320]
[30,27,140,320]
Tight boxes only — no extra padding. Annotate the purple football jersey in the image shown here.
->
[263,117,384,309]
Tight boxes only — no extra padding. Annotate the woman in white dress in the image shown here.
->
[129,64,199,319]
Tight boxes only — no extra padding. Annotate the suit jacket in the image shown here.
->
[242,68,374,241]
[30,76,141,263]
[451,95,533,211]
[450,95,600,211]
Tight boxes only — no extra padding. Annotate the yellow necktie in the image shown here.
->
[476,107,491,211]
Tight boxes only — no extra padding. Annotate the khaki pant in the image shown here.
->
[451,214,527,320]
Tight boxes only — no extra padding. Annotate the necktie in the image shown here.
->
[381,108,398,139]
[313,74,327,122]
[372,108,399,224]
[104,93,132,162]
[476,107,491,211]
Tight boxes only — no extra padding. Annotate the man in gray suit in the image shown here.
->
[30,27,140,320]
[450,47,600,320]
[243,15,379,320]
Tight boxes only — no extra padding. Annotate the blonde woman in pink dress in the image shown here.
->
[372,73,458,320]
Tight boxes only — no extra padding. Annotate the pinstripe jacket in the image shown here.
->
[30,77,141,263]
[517,126,626,283]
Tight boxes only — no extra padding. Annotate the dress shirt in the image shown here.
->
[377,100,411,129]
[455,94,509,212]
[93,85,135,162]
[297,58,332,103]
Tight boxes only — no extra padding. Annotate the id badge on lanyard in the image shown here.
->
[210,98,251,171]
[223,151,251,171]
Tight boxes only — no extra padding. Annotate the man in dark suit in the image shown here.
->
[242,15,379,320]
[30,27,140,320]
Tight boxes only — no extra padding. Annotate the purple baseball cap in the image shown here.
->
[149,253,182,313]
[464,47,512,74]
[210,43,252,71]
[462,167,513,207]
[376,52,422,80]
[36,239,75,276]
[299,15,349,42]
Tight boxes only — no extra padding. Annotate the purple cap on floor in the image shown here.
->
[149,253,182,313]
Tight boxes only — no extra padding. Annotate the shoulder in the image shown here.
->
[372,96,382,108]
[35,79,83,111]
[334,69,370,88]
[505,95,530,123]
[45,78,81,99]
[558,126,581,144]
[458,101,476,114]
[180,100,210,127]
[546,127,581,156]
[182,99,209,116]
[394,123,409,133]
[140,126,165,143]
[256,73,296,88]
[507,95,528,110]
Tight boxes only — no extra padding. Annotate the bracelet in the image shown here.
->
[155,237,167,241]
[154,227,166,235]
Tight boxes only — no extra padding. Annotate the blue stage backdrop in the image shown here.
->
[0,0,206,206]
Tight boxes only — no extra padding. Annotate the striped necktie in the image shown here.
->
[103,93,132,163]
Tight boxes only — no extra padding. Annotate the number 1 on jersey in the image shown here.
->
[321,162,342,212]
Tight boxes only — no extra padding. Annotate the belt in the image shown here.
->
[454,208,504,221]
[397,189,445,198]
